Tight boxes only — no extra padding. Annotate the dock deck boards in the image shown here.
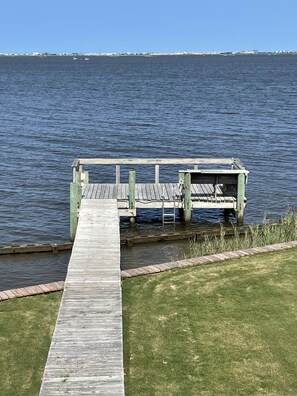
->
[39,199,124,395]
[82,183,236,207]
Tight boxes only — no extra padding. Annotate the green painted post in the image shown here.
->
[236,173,245,225]
[129,170,136,223]
[129,170,136,210]
[70,182,82,241]
[184,172,192,223]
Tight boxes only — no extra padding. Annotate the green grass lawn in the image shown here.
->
[123,247,297,396]
[1,247,297,395]
[0,292,61,396]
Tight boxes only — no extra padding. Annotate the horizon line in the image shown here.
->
[1,50,297,56]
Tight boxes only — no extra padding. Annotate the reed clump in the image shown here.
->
[184,208,297,258]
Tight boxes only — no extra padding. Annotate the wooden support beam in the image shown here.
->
[116,165,121,184]
[236,173,245,225]
[70,182,82,241]
[76,158,235,166]
[155,164,160,184]
[129,170,136,211]
[184,172,192,223]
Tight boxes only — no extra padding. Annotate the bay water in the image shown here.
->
[1,55,296,289]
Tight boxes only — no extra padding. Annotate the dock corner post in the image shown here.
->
[129,170,136,223]
[70,182,82,241]
[236,173,245,225]
[184,172,192,224]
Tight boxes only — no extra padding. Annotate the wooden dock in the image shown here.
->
[70,158,249,240]
[39,199,124,395]
[39,157,248,393]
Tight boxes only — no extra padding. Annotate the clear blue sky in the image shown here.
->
[1,0,297,53]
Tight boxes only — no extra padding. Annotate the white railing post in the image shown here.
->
[155,164,160,184]
[116,165,121,184]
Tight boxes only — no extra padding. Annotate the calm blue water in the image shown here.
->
[1,55,296,289]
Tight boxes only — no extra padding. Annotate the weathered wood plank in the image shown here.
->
[104,184,112,199]
[75,158,235,166]
[149,184,156,200]
[95,184,101,199]
[137,184,143,201]
[164,183,171,200]
[144,184,151,201]
[153,183,161,201]
[112,184,118,199]
[99,183,106,199]
[87,184,93,199]
[123,184,129,200]
[118,184,124,200]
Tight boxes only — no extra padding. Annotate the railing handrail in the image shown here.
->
[72,157,240,168]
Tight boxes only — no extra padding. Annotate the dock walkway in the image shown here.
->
[39,199,124,395]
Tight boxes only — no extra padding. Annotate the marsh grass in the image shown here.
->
[0,292,61,396]
[184,208,297,259]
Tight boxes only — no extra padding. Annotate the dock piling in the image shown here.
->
[236,173,245,225]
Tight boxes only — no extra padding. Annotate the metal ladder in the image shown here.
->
[162,205,176,225]
[161,186,177,226]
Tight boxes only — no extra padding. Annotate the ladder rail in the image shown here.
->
[162,186,177,226]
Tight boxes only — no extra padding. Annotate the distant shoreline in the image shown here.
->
[1,51,297,57]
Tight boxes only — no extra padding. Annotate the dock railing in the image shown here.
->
[72,157,246,184]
